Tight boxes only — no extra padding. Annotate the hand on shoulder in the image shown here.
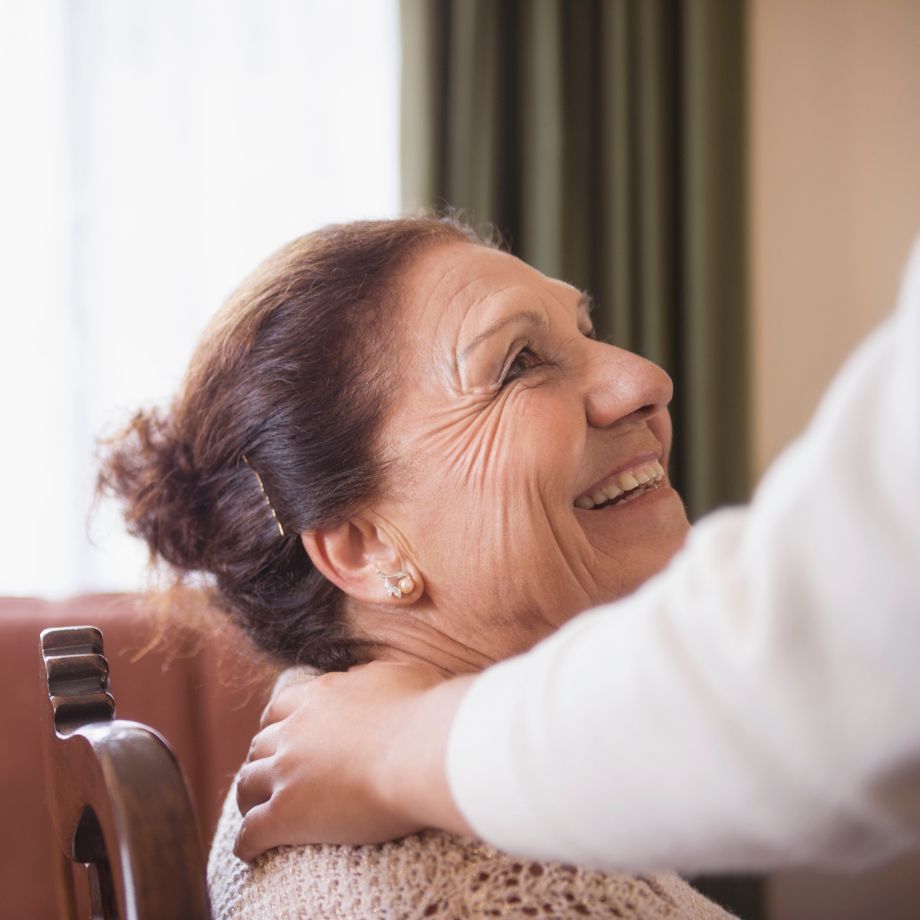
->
[234,660,473,860]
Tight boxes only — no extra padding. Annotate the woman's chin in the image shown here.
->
[575,484,690,563]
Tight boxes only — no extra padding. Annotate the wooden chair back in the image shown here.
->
[40,625,211,919]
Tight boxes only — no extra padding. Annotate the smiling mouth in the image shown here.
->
[574,460,666,510]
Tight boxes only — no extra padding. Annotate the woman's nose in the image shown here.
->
[583,340,673,429]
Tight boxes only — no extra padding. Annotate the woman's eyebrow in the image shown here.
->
[459,310,548,360]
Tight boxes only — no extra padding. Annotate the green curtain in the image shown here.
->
[401,2,757,915]
[401,0,748,522]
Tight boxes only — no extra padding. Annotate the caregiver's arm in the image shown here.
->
[444,240,920,874]
[238,240,920,871]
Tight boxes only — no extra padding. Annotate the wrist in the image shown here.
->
[376,674,476,836]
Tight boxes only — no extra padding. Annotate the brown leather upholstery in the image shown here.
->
[1,594,269,920]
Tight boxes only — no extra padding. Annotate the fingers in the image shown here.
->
[232,660,449,859]
[246,722,279,764]
[260,681,310,729]
[236,757,275,818]
[260,667,389,730]
[259,697,280,730]
[234,801,286,863]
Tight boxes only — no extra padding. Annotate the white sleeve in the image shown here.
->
[446,239,920,875]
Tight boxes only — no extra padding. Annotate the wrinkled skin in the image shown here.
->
[234,242,691,858]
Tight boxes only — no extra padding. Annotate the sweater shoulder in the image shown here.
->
[208,780,732,919]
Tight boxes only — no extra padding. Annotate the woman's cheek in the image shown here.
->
[407,386,588,603]
[445,387,580,540]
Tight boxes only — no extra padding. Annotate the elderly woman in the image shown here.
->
[100,216,730,918]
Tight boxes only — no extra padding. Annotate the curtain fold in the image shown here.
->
[401,0,748,521]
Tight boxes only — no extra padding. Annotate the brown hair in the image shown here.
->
[97,215,488,671]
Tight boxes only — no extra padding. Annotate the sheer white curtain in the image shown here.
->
[0,0,400,596]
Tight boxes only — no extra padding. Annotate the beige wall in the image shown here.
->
[750,0,920,474]
[749,2,920,918]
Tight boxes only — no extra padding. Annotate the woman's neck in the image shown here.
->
[347,603,499,678]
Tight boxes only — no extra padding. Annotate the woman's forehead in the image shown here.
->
[403,241,577,331]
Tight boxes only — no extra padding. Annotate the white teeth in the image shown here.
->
[618,472,640,491]
[574,458,666,509]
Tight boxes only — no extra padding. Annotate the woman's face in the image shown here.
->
[365,242,690,665]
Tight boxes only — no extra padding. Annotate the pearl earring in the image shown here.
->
[375,567,416,599]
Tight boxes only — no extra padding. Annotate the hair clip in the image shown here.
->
[242,454,286,538]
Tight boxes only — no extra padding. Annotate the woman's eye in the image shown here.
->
[501,344,540,386]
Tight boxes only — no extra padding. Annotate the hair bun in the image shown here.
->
[97,407,210,573]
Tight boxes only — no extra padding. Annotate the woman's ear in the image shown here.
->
[301,517,422,605]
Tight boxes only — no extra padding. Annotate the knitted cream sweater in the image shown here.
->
[208,779,733,919]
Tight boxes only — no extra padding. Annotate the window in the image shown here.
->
[0,0,400,595]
